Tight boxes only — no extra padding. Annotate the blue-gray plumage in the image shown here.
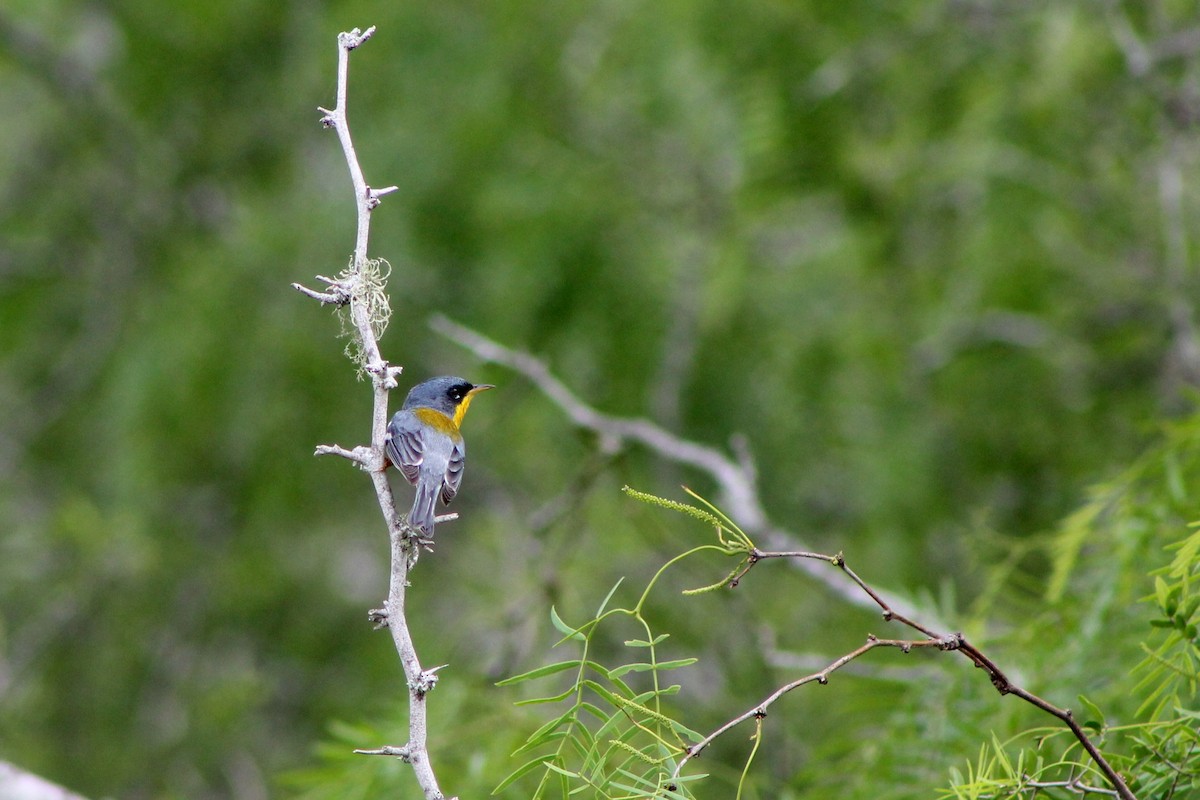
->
[385,376,493,535]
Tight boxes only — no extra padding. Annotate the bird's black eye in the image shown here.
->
[448,386,464,401]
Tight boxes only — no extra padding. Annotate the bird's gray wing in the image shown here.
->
[441,439,466,505]
[385,410,424,486]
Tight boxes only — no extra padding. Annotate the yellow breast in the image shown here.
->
[413,407,463,440]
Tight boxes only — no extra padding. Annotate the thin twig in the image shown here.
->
[673,634,941,776]
[1018,777,1119,797]
[701,549,1138,800]
[292,274,352,306]
[297,27,450,800]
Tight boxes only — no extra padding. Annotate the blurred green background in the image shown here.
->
[2,0,1198,798]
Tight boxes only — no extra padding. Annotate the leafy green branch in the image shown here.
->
[944,450,1200,800]
[495,580,705,798]
[500,487,1141,799]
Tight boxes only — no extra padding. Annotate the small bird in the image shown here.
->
[385,376,493,536]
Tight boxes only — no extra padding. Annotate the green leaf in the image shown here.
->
[512,706,579,755]
[1155,575,1171,610]
[670,770,709,784]
[1046,500,1102,603]
[582,678,621,706]
[599,670,636,698]
[624,633,670,648]
[1182,595,1200,622]
[595,578,625,617]
[577,700,610,724]
[668,718,706,744]
[608,658,697,678]
[498,659,582,686]
[542,760,581,778]
[514,685,579,706]
[1076,694,1106,730]
[511,729,570,759]
[492,755,557,794]
[608,662,657,678]
[550,606,586,641]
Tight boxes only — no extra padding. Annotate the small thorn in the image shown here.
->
[368,607,389,629]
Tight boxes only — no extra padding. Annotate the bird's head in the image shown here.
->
[402,376,494,426]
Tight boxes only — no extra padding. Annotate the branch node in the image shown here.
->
[366,185,399,209]
[339,26,376,51]
[411,665,446,698]
[938,632,964,651]
[365,360,402,389]
[314,443,376,469]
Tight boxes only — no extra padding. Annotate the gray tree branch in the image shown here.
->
[295,27,450,800]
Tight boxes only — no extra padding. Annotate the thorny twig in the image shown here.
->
[671,550,1136,800]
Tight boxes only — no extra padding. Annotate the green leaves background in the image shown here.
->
[1,1,1197,797]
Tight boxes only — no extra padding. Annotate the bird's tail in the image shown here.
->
[408,477,439,535]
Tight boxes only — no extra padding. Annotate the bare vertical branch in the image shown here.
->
[296,27,450,800]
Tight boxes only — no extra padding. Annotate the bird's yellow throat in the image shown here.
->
[453,385,492,427]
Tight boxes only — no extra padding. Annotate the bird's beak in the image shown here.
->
[468,384,495,396]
